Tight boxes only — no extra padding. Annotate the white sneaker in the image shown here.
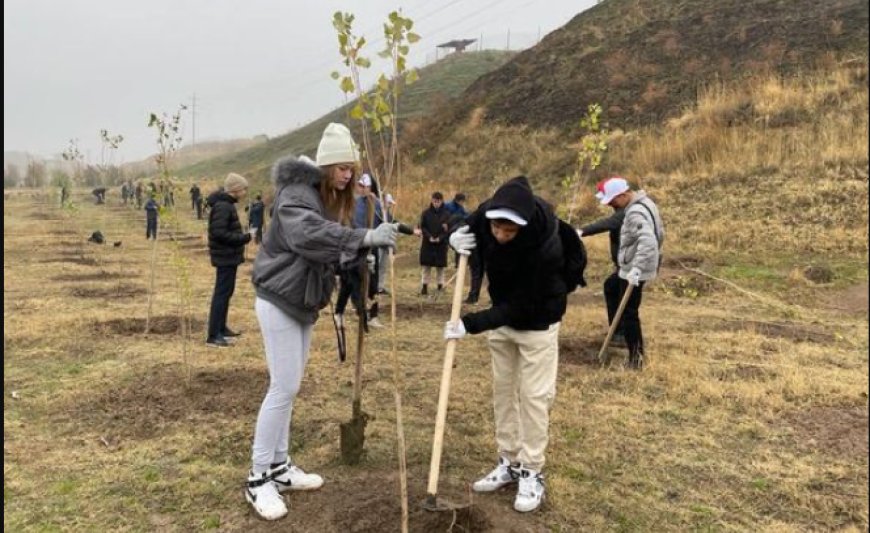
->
[270,461,324,492]
[245,471,288,521]
[472,456,519,492]
[368,317,386,329]
[514,467,545,513]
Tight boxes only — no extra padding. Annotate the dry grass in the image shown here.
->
[612,61,869,176]
[4,181,868,532]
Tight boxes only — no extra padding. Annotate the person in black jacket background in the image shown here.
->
[418,191,450,295]
[445,175,566,514]
[205,173,253,347]
[247,194,266,245]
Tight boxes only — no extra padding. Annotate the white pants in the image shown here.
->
[251,297,313,473]
[487,323,560,471]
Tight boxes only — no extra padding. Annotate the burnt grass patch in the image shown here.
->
[68,363,268,440]
[69,285,146,299]
[92,315,205,336]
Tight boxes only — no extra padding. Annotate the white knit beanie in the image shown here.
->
[224,172,249,193]
[316,123,359,167]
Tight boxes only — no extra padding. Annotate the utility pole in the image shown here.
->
[191,93,197,150]
[506,29,510,50]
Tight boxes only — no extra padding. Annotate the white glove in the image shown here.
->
[576,229,583,238]
[248,228,258,237]
[363,223,399,250]
[448,226,476,256]
[444,320,467,340]
[627,267,642,287]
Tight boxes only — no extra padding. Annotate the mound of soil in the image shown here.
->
[391,301,455,320]
[92,315,204,336]
[69,286,146,299]
[70,363,267,440]
[53,272,126,282]
[719,319,836,344]
[41,257,99,266]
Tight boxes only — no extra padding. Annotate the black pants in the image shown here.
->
[604,271,644,360]
[195,201,203,220]
[146,218,158,239]
[254,224,263,245]
[335,266,376,318]
[466,249,484,299]
[207,265,238,340]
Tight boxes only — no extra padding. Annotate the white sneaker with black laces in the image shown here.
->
[270,461,324,492]
[245,470,287,521]
[472,456,519,492]
[514,467,545,513]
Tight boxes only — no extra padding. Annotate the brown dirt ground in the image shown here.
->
[823,282,870,315]
[781,405,869,459]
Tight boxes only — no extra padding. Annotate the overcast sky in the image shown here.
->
[4,0,595,163]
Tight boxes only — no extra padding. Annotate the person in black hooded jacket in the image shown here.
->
[445,175,566,514]
[205,172,253,347]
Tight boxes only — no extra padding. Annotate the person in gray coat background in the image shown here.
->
[245,123,401,521]
[595,176,664,370]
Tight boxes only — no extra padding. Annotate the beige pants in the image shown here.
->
[487,323,560,471]
[421,266,445,286]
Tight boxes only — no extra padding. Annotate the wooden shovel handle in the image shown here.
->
[597,282,635,364]
[426,253,469,496]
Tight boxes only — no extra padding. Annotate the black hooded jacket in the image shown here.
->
[207,190,251,267]
[461,176,568,334]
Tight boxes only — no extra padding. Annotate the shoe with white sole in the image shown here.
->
[514,467,545,512]
[270,461,324,492]
[367,317,386,329]
[472,456,519,492]
[245,470,287,521]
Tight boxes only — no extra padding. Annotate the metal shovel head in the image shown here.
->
[422,493,471,512]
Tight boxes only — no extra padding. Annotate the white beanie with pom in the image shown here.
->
[316,123,359,167]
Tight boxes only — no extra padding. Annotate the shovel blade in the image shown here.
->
[422,493,470,512]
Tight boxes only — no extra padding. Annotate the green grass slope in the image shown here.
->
[178,50,514,183]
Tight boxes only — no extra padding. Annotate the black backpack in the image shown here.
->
[557,219,587,293]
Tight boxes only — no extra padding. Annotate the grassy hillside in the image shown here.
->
[177,50,515,184]
[121,137,267,178]
[414,0,869,155]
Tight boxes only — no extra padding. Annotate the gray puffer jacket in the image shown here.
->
[618,190,664,282]
[252,156,367,324]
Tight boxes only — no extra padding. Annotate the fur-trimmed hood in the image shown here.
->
[272,155,323,188]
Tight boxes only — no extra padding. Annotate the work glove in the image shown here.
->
[444,319,467,340]
[448,226,476,256]
[627,267,642,287]
[363,223,399,250]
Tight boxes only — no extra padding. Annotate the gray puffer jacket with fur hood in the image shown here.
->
[252,156,367,324]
